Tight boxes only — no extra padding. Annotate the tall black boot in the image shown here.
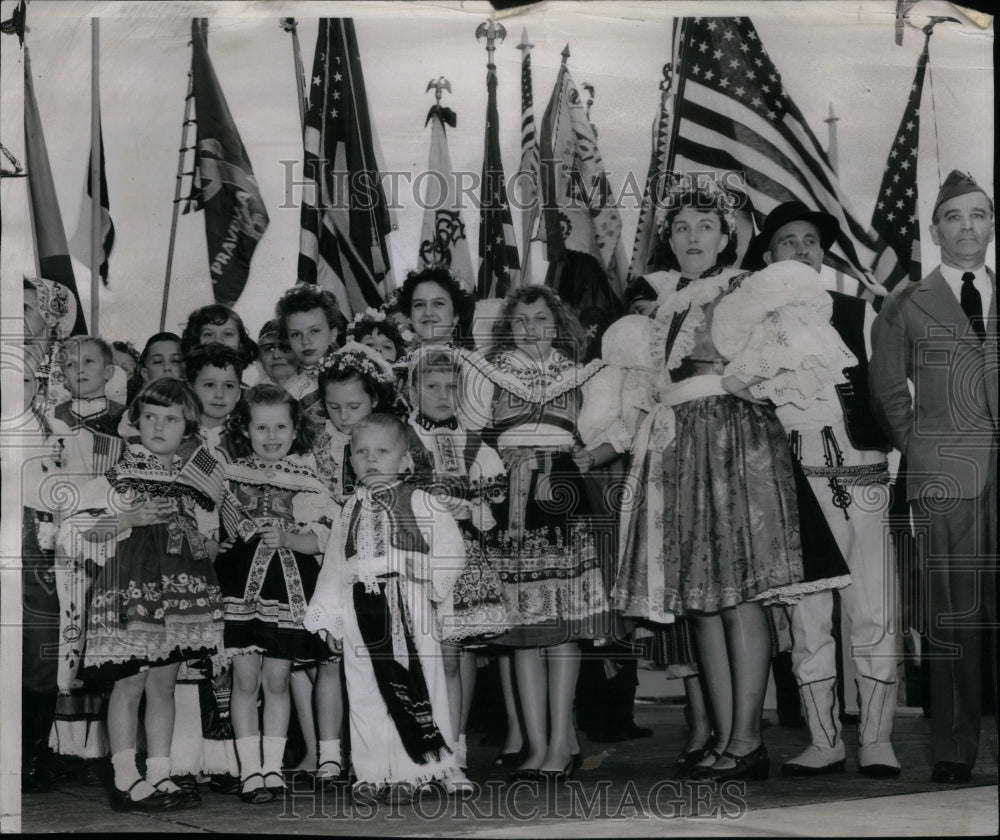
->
[22,689,57,794]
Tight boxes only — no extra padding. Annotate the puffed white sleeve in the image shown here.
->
[412,488,467,604]
[304,504,348,639]
[712,261,857,409]
[579,364,656,452]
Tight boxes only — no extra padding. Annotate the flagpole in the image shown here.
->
[517,28,536,281]
[280,18,306,130]
[824,102,845,293]
[90,18,101,333]
[160,67,195,332]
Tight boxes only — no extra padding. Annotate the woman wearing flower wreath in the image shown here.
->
[612,181,853,782]
[460,285,613,781]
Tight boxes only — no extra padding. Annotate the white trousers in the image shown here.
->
[790,474,899,686]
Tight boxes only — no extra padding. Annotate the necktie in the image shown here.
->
[960,272,985,340]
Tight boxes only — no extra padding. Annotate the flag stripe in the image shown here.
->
[298,18,392,315]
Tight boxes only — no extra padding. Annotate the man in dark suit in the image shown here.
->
[870,170,997,784]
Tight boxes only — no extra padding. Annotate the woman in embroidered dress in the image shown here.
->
[459,285,611,780]
[612,183,852,782]
[81,379,226,810]
[215,385,333,802]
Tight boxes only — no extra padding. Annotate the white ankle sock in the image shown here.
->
[111,749,142,791]
[318,739,342,774]
[111,749,155,800]
[235,736,262,786]
[261,736,287,779]
[145,756,179,792]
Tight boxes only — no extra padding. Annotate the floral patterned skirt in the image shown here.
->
[485,449,611,647]
[616,395,804,617]
[83,523,224,682]
[439,527,510,644]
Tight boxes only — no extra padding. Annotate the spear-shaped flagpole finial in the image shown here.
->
[476,19,507,66]
[561,44,570,63]
[517,27,533,55]
[426,76,451,104]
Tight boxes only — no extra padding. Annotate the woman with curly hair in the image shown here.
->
[461,284,613,781]
[613,180,852,782]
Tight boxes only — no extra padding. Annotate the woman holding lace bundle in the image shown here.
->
[612,181,852,782]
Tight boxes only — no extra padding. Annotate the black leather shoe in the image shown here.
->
[931,761,972,784]
[109,781,184,812]
[492,747,528,768]
[675,746,710,779]
[695,745,770,782]
[154,779,202,809]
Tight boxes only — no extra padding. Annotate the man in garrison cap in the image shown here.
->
[870,170,997,785]
[747,202,900,779]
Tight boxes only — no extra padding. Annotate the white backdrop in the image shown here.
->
[0,0,994,346]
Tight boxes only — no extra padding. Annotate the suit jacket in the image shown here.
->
[869,266,997,501]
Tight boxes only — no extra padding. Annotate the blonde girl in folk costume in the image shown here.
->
[289,343,396,786]
[459,285,616,781]
[405,346,509,769]
[305,413,474,801]
[215,385,334,802]
[612,180,852,782]
[78,379,226,811]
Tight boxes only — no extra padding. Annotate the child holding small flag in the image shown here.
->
[78,378,226,811]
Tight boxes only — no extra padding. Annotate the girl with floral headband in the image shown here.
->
[613,181,853,783]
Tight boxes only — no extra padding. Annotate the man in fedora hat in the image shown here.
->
[870,171,997,784]
[748,201,901,778]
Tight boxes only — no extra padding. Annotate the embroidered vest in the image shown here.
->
[345,482,430,557]
[828,291,891,452]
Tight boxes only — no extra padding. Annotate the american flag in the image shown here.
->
[478,61,521,299]
[870,31,929,290]
[299,18,394,317]
[668,17,878,282]
[517,30,540,271]
[628,69,674,280]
